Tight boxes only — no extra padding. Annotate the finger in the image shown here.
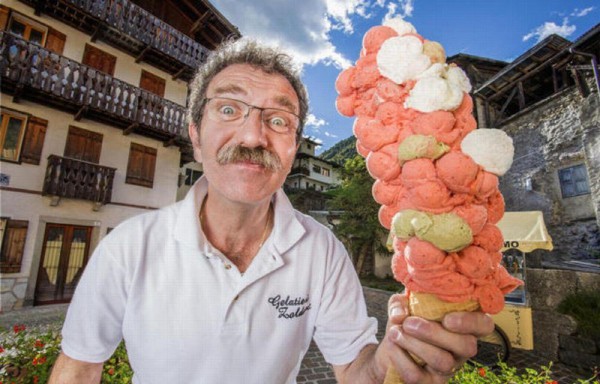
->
[402,316,478,360]
[385,326,430,384]
[390,323,458,376]
[386,293,409,332]
[442,311,494,337]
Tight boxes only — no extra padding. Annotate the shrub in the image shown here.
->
[558,290,600,338]
[0,325,132,383]
[452,361,599,384]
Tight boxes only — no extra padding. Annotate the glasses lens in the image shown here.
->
[262,109,298,133]
[206,98,246,122]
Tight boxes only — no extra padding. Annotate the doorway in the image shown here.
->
[34,223,93,305]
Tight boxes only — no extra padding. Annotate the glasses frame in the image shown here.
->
[202,97,301,135]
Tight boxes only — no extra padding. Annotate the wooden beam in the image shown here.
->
[497,86,518,118]
[517,81,525,109]
[552,66,559,92]
[189,11,212,35]
[74,106,88,121]
[172,66,187,81]
[123,123,139,135]
[91,24,105,43]
[12,84,24,103]
[570,67,589,97]
[163,137,176,147]
[135,45,151,63]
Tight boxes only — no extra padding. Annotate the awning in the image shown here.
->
[497,211,554,252]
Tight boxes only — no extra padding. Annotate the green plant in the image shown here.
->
[360,274,403,293]
[557,290,600,338]
[0,325,132,383]
[451,361,599,384]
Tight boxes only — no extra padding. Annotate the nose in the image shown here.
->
[237,107,268,148]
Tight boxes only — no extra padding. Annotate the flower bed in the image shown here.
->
[1,325,598,383]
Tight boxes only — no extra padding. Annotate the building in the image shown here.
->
[285,137,341,192]
[468,23,600,268]
[0,0,239,311]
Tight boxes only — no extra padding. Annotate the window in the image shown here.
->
[1,8,66,54]
[0,110,27,162]
[559,164,590,198]
[312,165,321,173]
[64,126,103,164]
[82,44,116,76]
[322,167,330,177]
[0,218,28,274]
[184,168,203,186]
[126,143,157,188]
[139,70,166,97]
[7,13,47,46]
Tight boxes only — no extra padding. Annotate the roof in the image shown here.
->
[295,152,341,168]
[474,34,571,98]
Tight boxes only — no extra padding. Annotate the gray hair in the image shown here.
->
[187,39,308,142]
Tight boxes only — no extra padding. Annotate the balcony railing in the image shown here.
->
[21,0,211,79]
[43,155,117,205]
[0,32,189,142]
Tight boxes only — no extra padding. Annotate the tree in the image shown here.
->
[327,155,388,276]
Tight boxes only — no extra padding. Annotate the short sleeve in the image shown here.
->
[312,238,378,365]
[61,242,128,363]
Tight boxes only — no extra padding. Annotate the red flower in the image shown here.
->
[478,367,486,377]
[108,368,115,375]
[39,356,47,364]
[0,346,4,353]
[32,357,38,366]
[546,381,558,384]
[33,376,39,384]
[34,339,44,348]
[13,324,26,333]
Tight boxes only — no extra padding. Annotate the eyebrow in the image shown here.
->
[273,95,298,115]
[212,84,247,96]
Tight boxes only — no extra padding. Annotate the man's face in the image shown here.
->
[189,64,300,205]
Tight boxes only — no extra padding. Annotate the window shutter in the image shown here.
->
[139,70,166,97]
[0,220,29,274]
[0,5,9,31]
[45,27,66,55]
[82,44,116,76]
[126,143,157,188]
[20,116,48,165]
[64,126,103,164]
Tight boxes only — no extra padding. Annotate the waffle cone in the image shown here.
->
[383,292,480,384]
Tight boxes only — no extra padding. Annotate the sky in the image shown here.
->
[210,0,598,153]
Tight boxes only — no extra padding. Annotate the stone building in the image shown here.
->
[285,136,341,192]
[452,23,600,269]
[0,0,239,312]
[453,23,600,369]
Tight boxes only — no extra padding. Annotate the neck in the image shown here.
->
[200,193,273,272]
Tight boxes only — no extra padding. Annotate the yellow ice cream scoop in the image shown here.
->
[391,209,472,252]
[397,135,449,163]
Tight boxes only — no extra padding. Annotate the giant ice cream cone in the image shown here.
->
[335,18,523,384]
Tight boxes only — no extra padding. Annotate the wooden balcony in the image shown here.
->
[20,0,211,80]
[43,155,117,205]
[0,31,190,144]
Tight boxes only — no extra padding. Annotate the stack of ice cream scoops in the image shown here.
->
[335,17,523,383]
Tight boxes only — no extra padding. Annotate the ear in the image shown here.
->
[188,123,202,163]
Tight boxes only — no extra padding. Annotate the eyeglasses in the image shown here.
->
[203,97,300,134]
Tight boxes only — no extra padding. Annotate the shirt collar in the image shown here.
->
[173,176,306,257]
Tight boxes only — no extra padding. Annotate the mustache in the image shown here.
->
[216,145,282,171]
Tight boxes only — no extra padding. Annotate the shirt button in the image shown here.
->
[224,264,232,270]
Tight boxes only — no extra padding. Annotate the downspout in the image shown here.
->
[569,48,600,102]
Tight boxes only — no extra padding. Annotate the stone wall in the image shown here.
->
[527,268,600,370]
[498,78,600,262]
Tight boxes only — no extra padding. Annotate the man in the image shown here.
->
[49,39,493,384]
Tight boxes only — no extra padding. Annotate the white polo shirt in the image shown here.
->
[61,177,378,384]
